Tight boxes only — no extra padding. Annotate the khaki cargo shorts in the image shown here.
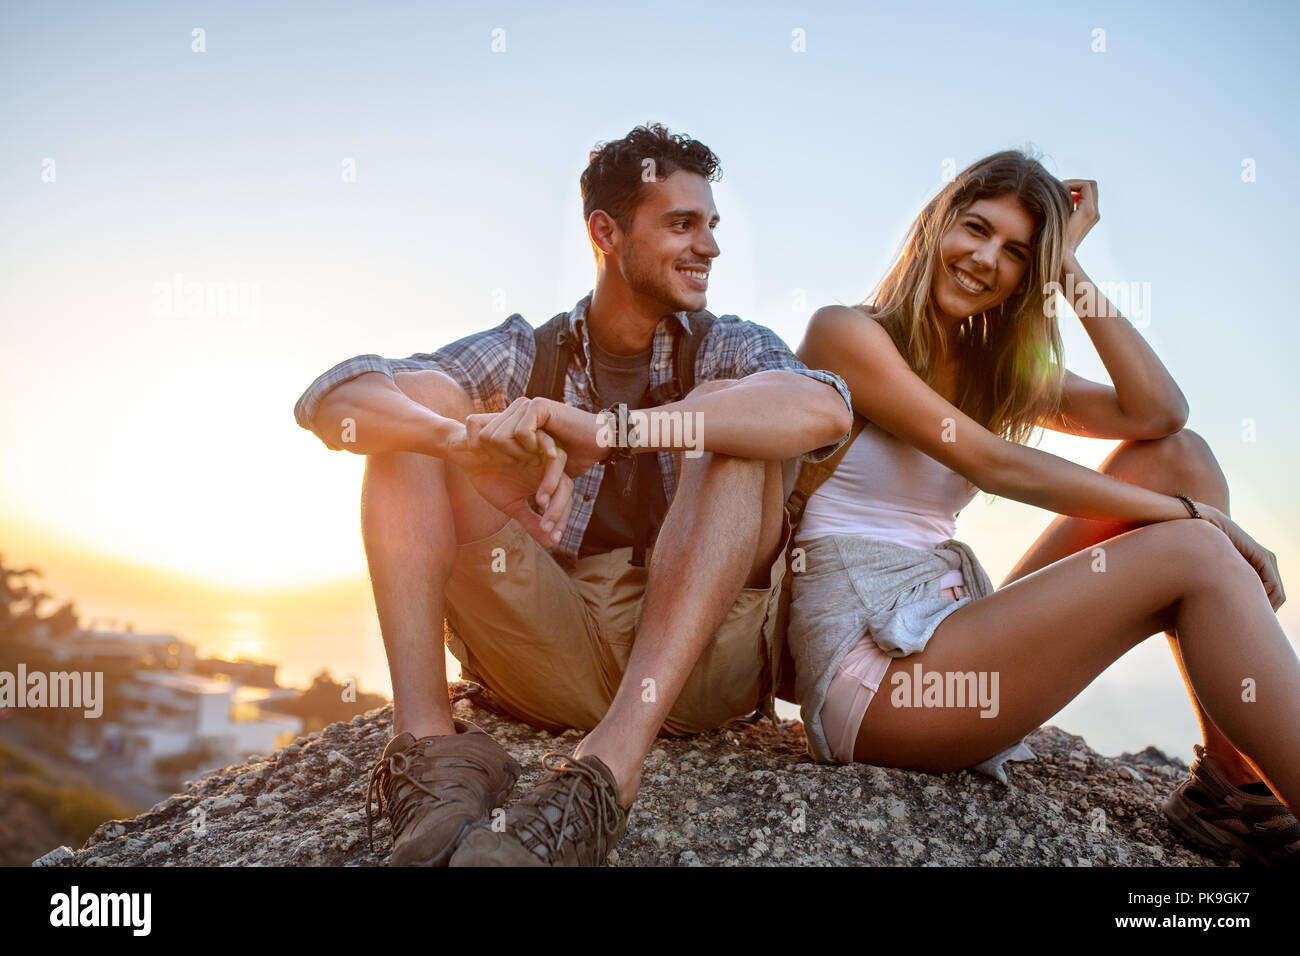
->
[442,513,790,737]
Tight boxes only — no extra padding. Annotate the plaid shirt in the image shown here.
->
[294,292,852,559]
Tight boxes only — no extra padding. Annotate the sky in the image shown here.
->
[1,0,1298,758]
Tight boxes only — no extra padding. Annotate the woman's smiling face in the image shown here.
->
[932,193,1037,323]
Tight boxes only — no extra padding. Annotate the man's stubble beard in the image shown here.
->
[621,245,698,315]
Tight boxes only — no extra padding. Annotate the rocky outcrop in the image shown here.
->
[35,683,1227,866]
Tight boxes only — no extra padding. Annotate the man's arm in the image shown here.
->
[292,318,575,544]
[680,315,854,459]
[292,314,536,456]
[462,317,853,473]
[631,369,849,459]
[310,370,466,456]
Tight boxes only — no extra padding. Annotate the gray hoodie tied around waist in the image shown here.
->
[788,534,1033,779]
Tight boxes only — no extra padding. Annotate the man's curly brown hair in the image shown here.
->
[580,123,722,231]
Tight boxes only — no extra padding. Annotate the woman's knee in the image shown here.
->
[1157,428,1222,484]
[1105,427,1225,492]
[1145,517,1246,589]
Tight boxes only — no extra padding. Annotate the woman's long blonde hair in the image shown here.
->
[861,150,1073,445]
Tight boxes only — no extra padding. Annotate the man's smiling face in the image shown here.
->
[614,169,720,315]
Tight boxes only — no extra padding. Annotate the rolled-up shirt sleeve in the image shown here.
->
[293,354,404,433]
[697,315,853,462]
[292,314,536,438]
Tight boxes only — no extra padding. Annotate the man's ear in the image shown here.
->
[588,210,618,257]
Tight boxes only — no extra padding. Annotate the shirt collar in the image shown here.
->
[569,292,692,364]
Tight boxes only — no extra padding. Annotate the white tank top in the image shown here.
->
[795,421,979,589]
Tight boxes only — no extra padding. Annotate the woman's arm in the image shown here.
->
[1042,368,1186,440]
[799,306,1283,606]
[1041,181,1188,439]
[798,305,1190,525]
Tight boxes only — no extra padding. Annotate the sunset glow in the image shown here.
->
[3,1,1297,765]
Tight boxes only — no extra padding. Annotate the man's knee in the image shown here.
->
[361,449,453,540]
[393,369,474,421]
[673,449,767,503]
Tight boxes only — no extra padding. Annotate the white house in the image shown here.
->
[113,670,301,772]
[46,630,198,671]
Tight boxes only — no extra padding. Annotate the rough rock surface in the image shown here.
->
[38,683,1229,866]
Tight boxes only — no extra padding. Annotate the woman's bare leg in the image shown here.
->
[849,518,1300,813]
[1002,428,1261,786]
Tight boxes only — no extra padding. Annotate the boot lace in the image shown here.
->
[364,741,495,853]
[510,752,624,864]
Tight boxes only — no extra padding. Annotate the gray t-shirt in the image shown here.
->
[578,334,669,558]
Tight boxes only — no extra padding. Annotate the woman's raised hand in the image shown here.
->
[1062,178,1100,254]
[1197,503,1286,611]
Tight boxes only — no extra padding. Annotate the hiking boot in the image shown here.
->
[1162,744,1300,866]
[447,752,628,867]
[365,719,520,866]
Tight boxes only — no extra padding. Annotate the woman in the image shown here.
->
[788,150,1299,865]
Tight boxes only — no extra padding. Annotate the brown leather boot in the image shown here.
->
[365,719,520,866]
[447,752,628,867]
[1163,744,1300,866]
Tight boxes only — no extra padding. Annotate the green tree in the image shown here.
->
[276,670,387,732]
[0,551,79,647]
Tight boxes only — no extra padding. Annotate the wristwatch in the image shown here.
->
[598,402,636,465]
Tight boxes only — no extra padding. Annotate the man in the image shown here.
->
[293,123,852,866]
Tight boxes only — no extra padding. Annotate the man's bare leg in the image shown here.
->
[572,439,787,808]
[360,370,511,740]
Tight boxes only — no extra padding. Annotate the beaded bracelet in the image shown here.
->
[1175,494,1201,519]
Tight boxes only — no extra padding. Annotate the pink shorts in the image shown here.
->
[819,584,968,763]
